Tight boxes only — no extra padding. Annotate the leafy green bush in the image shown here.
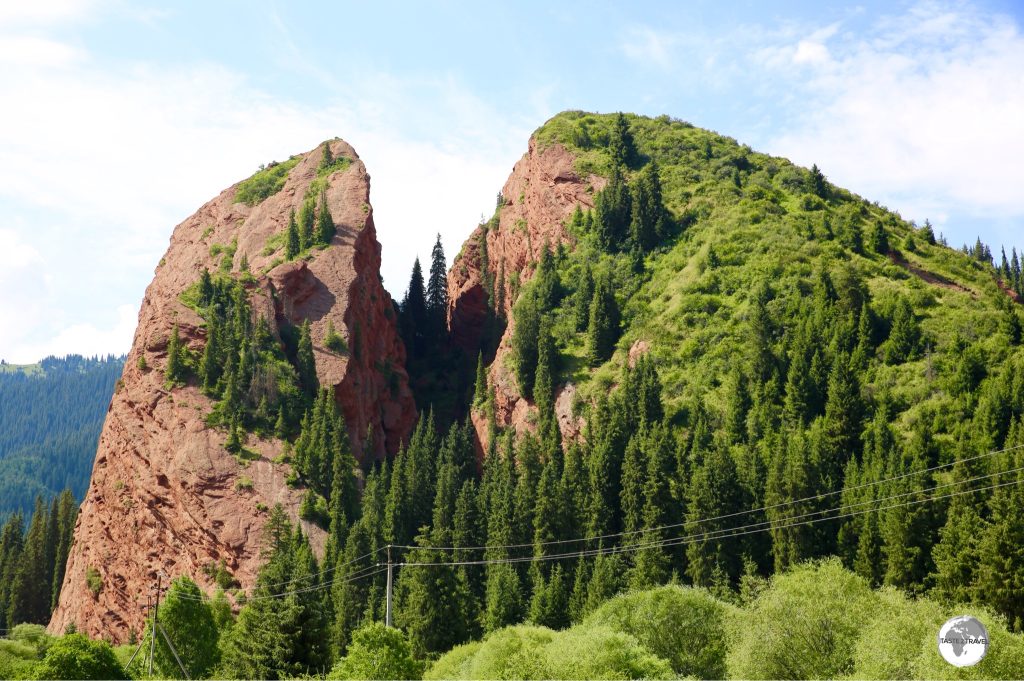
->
[583,584,735,679]
[425,623,674,680]
[913,608,1024,680]
[85,566,102,597]
[543,625,674,680]
[727,559,878,680]
[329,623,422,680]
[33,633,126,680]
[234,157,301,206]
[850,587,945,680]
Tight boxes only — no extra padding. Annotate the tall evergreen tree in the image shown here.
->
[400,258,428,359]
[296,319,317,397]
[315,190,334,246]
[286,209,301,259]
[426,234,448,346]
[7,496,52,626]
[586,275,620,365]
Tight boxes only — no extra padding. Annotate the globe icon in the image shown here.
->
[937,615,989,667]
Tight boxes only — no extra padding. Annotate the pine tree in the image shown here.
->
[511,294,541,398]
[685,446,743,587]
[286,209,300,259]
[533,316,557,442]
[809,164,828,199]
[594,167,631,251]
[298,199,315,251]
[315,189,334,246]
[400,258,428,359]
[7,496,51,625]
[608,112,636,168]
[297,319,317,397]
[473,352,487,406]
[165,324,185,387]
[395,532,471,658]
[320,141,334,169]
[573,264,595,332]
[0,513,25,631]
[586,275,620,365]
[426,234,448,346]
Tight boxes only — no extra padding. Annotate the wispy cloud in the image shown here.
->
[0,9,531,362]
[763,2,1024,229]
[621,26,675,69]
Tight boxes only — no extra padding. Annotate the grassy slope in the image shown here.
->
[532,111,1021,444]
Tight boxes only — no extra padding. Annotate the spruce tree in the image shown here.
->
[400,258,428,359]
[7,496,51,625]
[286,209,300,259]
[395,532,471,658]
[573,264,595,332]
[426,234,448,345]
[685,446,743,587]
[511,294,541,398]
[165,324,185,387]
[473,352,487,406]
[0,513,25,630]
[608,112,636,168]
[298,198,315,251]
[315,189,334,246]
[586,275,620,365]
[297,319,317,397]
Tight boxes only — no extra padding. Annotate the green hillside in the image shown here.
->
[530,111,1022,437]
[0,355,124,525]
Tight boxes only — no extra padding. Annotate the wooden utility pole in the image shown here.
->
[385,544,393,627]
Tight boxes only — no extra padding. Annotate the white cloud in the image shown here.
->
[764,3,1024,234]
[621,26,674,69]
[0,0,97,27]
[0,26,527,361]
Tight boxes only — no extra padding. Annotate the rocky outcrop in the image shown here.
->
[447,138,603,450]
[49,140,416,642]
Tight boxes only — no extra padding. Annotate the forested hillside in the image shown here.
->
[8,112,1024,678]
[0,355,123,525]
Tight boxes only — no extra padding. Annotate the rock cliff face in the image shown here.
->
[447,138,601,450]
[49,140,416,642]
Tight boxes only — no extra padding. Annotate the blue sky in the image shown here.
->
[1,0,1022,362]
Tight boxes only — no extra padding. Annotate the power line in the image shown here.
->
[394,441,1024,555]
[396,475,1024,568]
[173,561,387,603]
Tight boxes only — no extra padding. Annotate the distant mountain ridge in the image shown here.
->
[0,354,124,524]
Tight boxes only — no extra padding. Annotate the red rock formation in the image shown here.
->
[49,140,416,642]
[447,138,604,451]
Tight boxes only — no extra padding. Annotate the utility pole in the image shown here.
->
[148,574,162,677]
[385,544,393,627]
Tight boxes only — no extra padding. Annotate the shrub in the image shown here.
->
[234,476,253,491]
[324,321,347,354]
[85,567,102,597]
[425,623,674,680]
[850,587,945,680]
[329,623,422,680]
[33,633,127,680]
[584,584,734,679]
[726,559,878,680]
[235,157,300,206]
[543,625,674,680]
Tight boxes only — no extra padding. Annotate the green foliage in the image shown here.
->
[328,623,422,680]
[234,157,300,206]
[140,576,220,679]
[325,320,347,354]
[84,567,101,597]
[424,623,673,680]
[585,584,735,679]
[33,633,126,680]
[726,559,878,680]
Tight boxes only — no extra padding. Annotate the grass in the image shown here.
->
[520,110,1024,438]
[234,156,301,206]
